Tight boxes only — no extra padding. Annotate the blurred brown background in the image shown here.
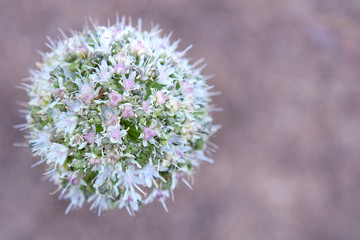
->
[2,0,360,239]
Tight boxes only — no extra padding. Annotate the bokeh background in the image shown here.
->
[2,0,360,239]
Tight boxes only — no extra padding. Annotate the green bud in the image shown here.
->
[94,116,102,124]
[130,146,138,154]
[53,79,59,88]
[73,162,82,169]
[154,109,166,118]
[139,116,146,124]
[195,139,205,150]
[89,52,103,62]
[136,110,143,117]
[49,66,64,78]
[89,110,98,118]
[92,148,101,155]
[98,185,108,194]
[109,84,118,91]
[63,81,78,92]
[167,117,174,124]
[64,52,77,63]
[34,122,44,130]
[102,83,111,91]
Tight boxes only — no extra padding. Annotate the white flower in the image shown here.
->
[55,112,77,136]
[64,186,85,214]
[118,188,141,216]
[155,91,168,105]
[106,124,127,143]
[138,164,164,188]
[92,60,113,84]
[46,143,68,165]
[69,133,87,149]
[145,189,170,212]
[76,80,95,105]
[29,131,51,155]
[88,194,110,216]
[156,63,174,85]
[116,166,144,198]
[93,165,115,188]
[23,17,218,216]
[130,40,149,56]
[98,28,114,53]
[123,72,136,91]
[168,96,181,112]
[65,99,84,114]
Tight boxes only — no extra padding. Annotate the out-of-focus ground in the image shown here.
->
[2,0,360,239]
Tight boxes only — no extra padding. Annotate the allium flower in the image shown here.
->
[20,17,219,215]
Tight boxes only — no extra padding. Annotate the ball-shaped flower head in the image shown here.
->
[22,17,219,215]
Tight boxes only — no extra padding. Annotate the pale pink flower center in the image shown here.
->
[181,80,193,94]
[56,89,65,98]
[89,157,100,166]
[156,91,167,105]
[110,128,122,140]
[99,71,107,81]
[67,175,79,185]
[107,115,118,126]
[123,78,135,90]
[114,62,126,73]
[121,105,135,118]
[142,101,151,111]
[108,153,120,163]
[175,149,184,157]
[132,40,145,53]
[109,91,123,107]
[81,92,95,105]
[143,127,157,140]
[84,132,95,144]
[77,45,88,56]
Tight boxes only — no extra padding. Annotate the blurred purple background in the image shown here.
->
[2,0,360,239]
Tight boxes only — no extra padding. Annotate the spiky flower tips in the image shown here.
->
[22,18,219,215]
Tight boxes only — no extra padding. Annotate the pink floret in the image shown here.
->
[142,101,151,111]
[109,91,123,107]
[121,105,135,118]
[123,78,135,91]
[84,132,95,144]
[156,91,168,105]
[143,127,157,141]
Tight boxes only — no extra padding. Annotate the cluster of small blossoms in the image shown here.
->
[21,18,219,215]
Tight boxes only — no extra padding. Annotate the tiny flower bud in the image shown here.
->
[123,72,136,91]
[89,157,101,166]
[77,44,88,57]
[143,127,157,141]
[84,131,95,144]
[155,91,167,105]
[121,105,135,118]
[142,101,151,111]
[109,91,123,107]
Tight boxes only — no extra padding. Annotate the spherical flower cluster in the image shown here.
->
[22,17,219,215]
